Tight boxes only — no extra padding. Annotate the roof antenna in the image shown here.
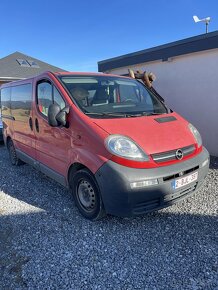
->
[193,15,211,33]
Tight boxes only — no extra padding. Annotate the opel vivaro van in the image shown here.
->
[0,71,209,220]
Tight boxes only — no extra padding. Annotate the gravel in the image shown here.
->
[0,143,217,290]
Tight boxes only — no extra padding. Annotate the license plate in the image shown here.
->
[172,171,198,189]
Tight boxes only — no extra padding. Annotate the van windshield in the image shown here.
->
[59,75,168,118]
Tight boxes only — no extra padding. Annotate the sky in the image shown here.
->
[0,0,218,72]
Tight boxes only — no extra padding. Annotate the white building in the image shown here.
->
[98,31,218,156]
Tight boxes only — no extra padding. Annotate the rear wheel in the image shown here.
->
[7,139,24,166]
[70,169,106,220]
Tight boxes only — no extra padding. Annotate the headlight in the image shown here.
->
[105,135,149,161]
[188,123,202,148]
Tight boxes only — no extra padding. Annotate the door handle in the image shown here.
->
[35,118,39,133]
[29,117,33,131]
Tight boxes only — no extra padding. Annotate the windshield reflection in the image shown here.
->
[60,76,168,118]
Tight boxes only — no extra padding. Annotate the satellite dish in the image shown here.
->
[193,15,211,33]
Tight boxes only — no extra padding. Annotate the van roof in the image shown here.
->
[54,71,130,78]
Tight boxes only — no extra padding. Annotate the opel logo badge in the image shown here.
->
[176,149,183,160]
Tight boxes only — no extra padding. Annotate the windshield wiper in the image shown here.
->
[84,111,168,118]
[124,113,144,117]
[84,112,127,118]
[142,112,168,116]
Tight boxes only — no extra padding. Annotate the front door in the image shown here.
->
[33,78,71,182]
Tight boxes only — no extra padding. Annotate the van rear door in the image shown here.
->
[10,83,36,161]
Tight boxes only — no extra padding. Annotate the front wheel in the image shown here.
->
[7,139,24,166]
[70,169,106,220]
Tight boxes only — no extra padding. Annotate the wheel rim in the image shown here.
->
[77,179,96,212]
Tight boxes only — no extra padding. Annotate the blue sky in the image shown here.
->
[1,0,218,72]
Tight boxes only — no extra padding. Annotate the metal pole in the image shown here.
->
[206,22,208,33]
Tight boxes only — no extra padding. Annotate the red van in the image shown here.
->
[1,71,209,220]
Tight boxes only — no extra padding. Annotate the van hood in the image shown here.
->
[93,113,196,154]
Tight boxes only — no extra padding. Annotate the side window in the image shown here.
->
[1,88,11,117]
[37,82,52,117]
[11,84,32,122]
[54,87,65,109]
[37,81,66,117]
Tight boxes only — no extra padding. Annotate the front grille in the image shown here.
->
[133,199,160,214]
[152,145,195,163]
[163,166,199,182]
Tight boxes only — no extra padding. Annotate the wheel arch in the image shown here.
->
[68,162,106,220]
[67,162,93,188]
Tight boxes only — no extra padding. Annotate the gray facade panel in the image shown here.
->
[98,31,218,72]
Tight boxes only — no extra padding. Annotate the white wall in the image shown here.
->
[108,49,218,156]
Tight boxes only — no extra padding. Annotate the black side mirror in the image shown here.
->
[48,104,69,127]
[56,107,69,127]
[48,104,60,127]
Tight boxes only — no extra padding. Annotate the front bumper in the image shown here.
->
[95,147,209,217]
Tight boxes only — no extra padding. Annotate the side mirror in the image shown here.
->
[48,104,69,127]
[56,107,69,127]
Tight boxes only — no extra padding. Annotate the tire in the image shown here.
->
[7,139,24,166]
[70,169,106,220]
